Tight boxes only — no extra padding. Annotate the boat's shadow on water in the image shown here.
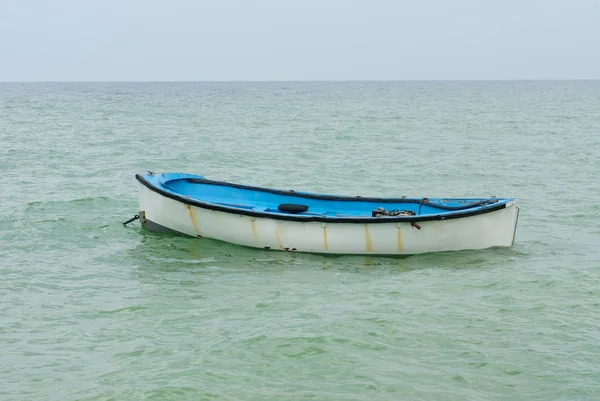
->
[127,228,527,275]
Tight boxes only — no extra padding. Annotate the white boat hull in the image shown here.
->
[137,182,519,255]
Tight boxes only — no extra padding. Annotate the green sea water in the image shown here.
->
[1,81,599,400]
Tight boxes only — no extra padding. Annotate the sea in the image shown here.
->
[1,81,599,400]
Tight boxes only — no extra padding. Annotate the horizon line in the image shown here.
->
[1,78,599,84]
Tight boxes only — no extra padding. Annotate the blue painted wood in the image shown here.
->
[137,172,514,221]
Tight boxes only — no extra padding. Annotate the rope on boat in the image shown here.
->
[371,207,415,217]
[122,215,139,225]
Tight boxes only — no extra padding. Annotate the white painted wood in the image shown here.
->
[138,183,519,255]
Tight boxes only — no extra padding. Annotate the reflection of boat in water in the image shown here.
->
[134,172,519,255]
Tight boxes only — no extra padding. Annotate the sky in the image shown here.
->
[0,0,598,81]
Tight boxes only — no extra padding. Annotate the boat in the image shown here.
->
[134,172,519,255]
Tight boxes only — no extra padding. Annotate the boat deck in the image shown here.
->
[141,173,510,219]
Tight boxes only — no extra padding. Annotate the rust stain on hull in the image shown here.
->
[397,227,403,252]
[323,226,329,250]
[186,205,201,237]
[364,224,373,252]
[275,222,283,249]
[250,219,258,239]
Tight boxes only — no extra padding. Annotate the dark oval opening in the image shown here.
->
[278,204,309,214]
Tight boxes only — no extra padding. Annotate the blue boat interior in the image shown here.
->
[140,173,512,218]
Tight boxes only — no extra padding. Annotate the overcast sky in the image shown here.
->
[0,0,598,81]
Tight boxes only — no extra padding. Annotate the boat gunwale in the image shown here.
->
[136,173,512,224]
